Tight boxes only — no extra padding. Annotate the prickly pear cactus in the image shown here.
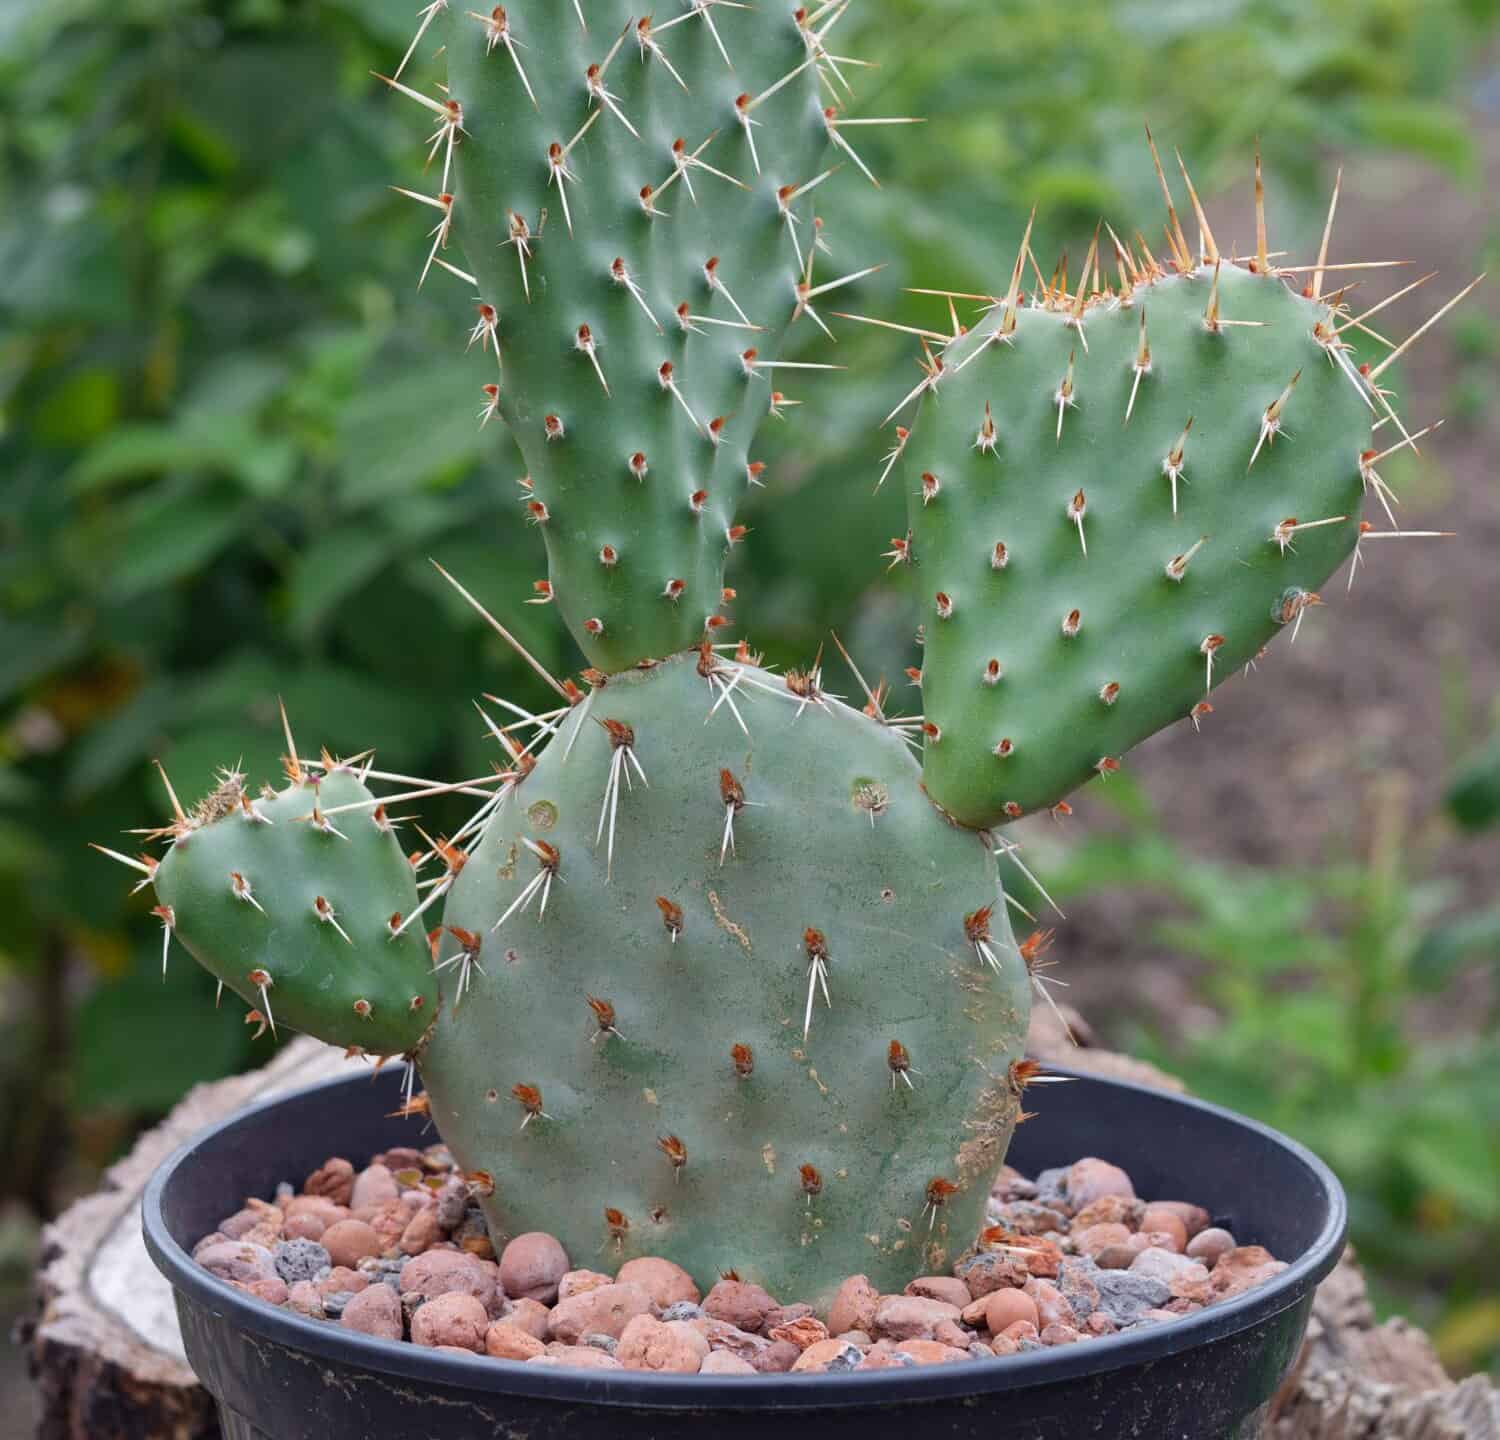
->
[97,4,1480,1313]
[423,650,1029,1297]
[406,0,853,672]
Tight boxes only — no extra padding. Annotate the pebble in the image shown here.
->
[1040,1323,1080,1346]
[989,1201,1065,1236]
[617,1256,701,1309]
[557,1268,613,1301]
[399,1250,497,1313]
[752,1340,801,1373]
[933,1319,973,1351]
[233,1277,289,1306]
[218,1208,262,1241]
[703,1278,776,1333]
[872,1295,962,1342]
[321,1220,382,1270]
[1031,1167,1071,1209]
[700,1350,757,1375]
[283,1212,327,1242]
[859,1343,915,1369]
[1070,1195,1144,1231]
[617,1314,708,1373]
[1057,1257,1102,1324]
[1092,1270,1171,1326]
[502,1297,551,1340]
[434,1179,469,1232]
[286,1281,325,1320]
[196,1241,277,1286]
[1074,1222,1133,1258]
[1149,1201,1212,1239]
[983,1287,1038,1334]
[905,1275,972,1309]
[580,1332,619,1355]
[991,1168,1038,1202]
[827,1274,880,1335]
[350,1163,399,1210]
[1186,1227,1237,1269]
[791,1339,862,1373]
[763,1302,814,1331]
[340,1285,403,1340]
[1130,1247,1212,1302]
[1095,1235,1152,1269]
[1024,1278,1072,1331]
[537,1344,621,1369]
[549,1283,655,1343]
[661,1301,705,1323]
[453,1207,494,1260]
[768,1315,829,1350]
[484,1321,546,1361]
[286,1198,346,1232]
[363,1201,408,1250]
[374,1146,424,1172]
[398,1208,444,1256]
[691,1317,772,1365]
[273,1239,330,1286]
[499,1232,570,1304]
[1065,1158,1136,1210]
[891,1339,968,1366]
[1210,1246,1288,1299]
[953,1251,1029,1297]
[1137,1207,1189,1253]
[411,1293,488,1352]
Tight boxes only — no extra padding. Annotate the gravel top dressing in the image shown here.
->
[190,1141,1287,1375]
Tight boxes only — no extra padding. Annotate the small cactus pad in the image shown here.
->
[150,766,438,1054]
[422,650,1031,1299]
[416,2,843,671]
[900,255,1376,829]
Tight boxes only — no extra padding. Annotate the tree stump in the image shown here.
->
[23,1037,346,1440]
[22,1019,1495,1438]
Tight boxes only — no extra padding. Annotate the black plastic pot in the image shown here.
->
[145,1064,1345,1440]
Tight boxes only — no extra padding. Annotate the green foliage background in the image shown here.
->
[2,0,1497,1369]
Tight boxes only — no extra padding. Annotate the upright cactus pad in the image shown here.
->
[146,761,438,1055]
[890,164,1440,830]
[402,0,855,672]
[422,650,1030,1298]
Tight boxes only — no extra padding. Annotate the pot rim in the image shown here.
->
[143,1063,1345,1410]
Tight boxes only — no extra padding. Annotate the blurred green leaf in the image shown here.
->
[1414,905,1500,986]
[70,419,296,497]
[1343,97,1476,179]
[336,361,484,505]
[71,949,253,1112]
[108,485,251,599]
[1446,735,1500,830]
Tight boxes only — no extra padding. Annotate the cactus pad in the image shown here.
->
[150,765,438,1055]
[417,1,846,672]
[899,254,1378,829]
[420,650,1031,1298]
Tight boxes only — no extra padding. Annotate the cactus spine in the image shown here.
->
[97,5,1479,1303]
